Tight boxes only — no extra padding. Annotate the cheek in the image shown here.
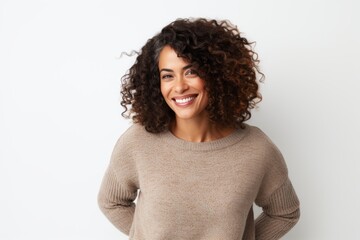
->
[160,82,169,98]
[198,79,209,104]
[197,79,207,93]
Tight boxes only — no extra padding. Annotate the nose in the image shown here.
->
[174,77,189,93]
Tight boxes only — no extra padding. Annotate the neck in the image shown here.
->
[170,117,235,142]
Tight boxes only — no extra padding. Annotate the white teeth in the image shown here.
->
[174,97,195,104]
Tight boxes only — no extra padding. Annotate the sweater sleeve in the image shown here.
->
[97,133,139,235]
[255,178,300,239]
[254,131,300,239]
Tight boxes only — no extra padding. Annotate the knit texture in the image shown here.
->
[98,124,300,239]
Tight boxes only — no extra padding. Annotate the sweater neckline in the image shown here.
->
[158,124,250,151]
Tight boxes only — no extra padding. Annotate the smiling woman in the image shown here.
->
[98,18,300,240]
[159,46,213,141]
[120,18,262,135]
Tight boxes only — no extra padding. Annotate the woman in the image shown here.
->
[98,18,300,239]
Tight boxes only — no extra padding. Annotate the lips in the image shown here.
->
[172,94,198,106]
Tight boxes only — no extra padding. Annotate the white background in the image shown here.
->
[1,0,359,239]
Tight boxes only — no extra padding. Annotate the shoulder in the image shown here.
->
[243,124,280,150]
[109,124,150,165]
[113,123,159,152]
[121,123,154,141]
[243,124,287,170]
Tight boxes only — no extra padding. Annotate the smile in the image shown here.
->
[175,97,195,103]
[172,95,197,106]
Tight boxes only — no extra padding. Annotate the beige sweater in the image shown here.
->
[98,124,300,240]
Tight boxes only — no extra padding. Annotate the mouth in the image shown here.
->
[172,94,198,106]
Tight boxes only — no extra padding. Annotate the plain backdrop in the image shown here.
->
[1,0,359,239]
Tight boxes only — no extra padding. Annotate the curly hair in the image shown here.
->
[121,18,263,133]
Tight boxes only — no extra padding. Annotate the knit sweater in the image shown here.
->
[98,124,300,240]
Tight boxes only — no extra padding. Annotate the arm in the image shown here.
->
[253,128,300,239]
[98,166,138,235]
[255,178,300,239]
[97,134,139,235]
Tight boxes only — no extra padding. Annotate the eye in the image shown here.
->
[161,74,173,80]
[185,69,198,77]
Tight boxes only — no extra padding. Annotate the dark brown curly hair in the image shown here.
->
[121,18,263,133]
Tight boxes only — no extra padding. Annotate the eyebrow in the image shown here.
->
[159,64,193,73]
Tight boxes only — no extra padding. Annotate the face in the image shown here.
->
[159,46,209,122]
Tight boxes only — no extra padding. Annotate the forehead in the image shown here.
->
[158,46,189,70]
